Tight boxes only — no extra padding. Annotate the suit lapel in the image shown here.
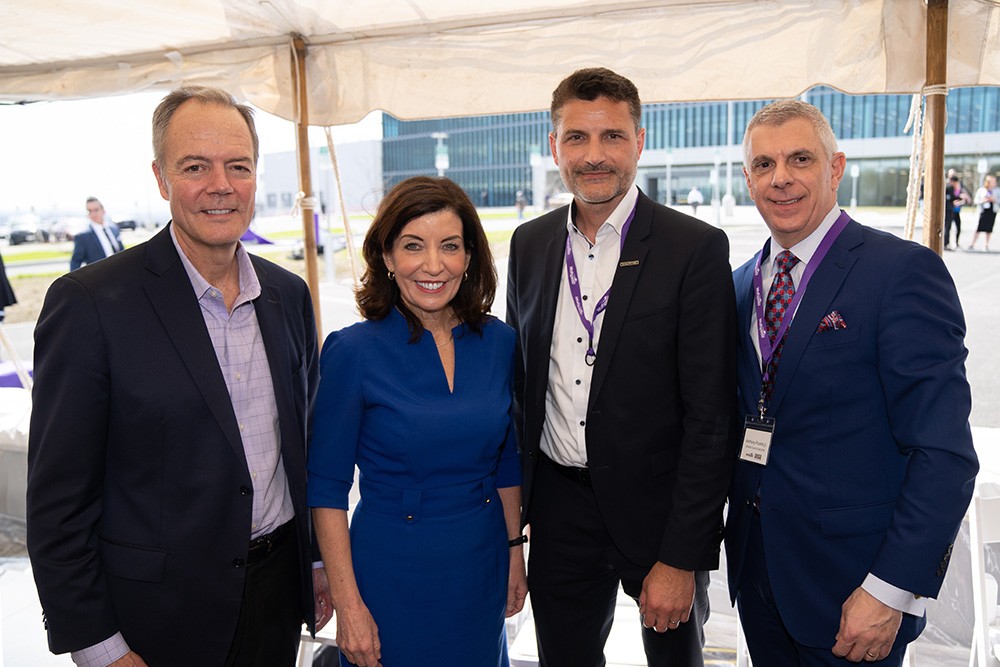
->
[143,227,247,466]
[588,193,650,411]
[530,220,568,410]
[734,254,763,410]
[768,220,863,414]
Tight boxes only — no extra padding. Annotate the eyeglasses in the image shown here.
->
[87,208,102,213]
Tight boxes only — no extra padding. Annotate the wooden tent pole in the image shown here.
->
[922,0,948,254]
[291,35,323,340]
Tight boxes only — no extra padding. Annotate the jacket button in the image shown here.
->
[233,558,245,568]
[240,486,252,496]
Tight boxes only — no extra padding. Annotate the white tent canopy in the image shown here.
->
[2,0,999,125]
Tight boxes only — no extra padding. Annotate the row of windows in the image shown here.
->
[383,86,1000,206]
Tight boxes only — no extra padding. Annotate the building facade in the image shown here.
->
[382,86,1000,210]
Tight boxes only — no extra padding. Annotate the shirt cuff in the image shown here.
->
[862,573,926,616]
[313,560,324,569]
[71,632,130,667]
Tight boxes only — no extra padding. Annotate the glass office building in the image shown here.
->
[382,86,1000,209]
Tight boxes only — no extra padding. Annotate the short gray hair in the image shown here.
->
[742,99,838,166]
[152,86,258,168]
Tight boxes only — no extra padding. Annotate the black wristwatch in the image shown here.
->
[508,534,528,548]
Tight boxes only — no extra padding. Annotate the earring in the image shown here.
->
[387,270,395,281]
[464,271,469,281]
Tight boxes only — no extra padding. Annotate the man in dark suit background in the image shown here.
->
[70,196,124,270]
[0,250,15,323]
[27,86,332,666]
[726,100,979,665]
[506,67,737,666]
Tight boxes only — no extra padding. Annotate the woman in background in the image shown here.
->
[308,176,526,667]
[968,174,998,252]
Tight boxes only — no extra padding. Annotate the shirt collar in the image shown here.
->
[169,225,261,303]
[564,183,639,241]
[768,205,841,267]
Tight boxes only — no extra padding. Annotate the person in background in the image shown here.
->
[27,85,331,667]
[686,185,704,216]
[727,99,978,666]
[70,197,124,270]
[309,176,525,667]
[0,250,15,324]
[507,67,737,667]
[943,172,970,251]
[968,174,998,251]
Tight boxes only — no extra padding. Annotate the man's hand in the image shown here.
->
[313,567,334,631]
[638,562,695,633]
[832,587,902,662]
[109,652,148,666]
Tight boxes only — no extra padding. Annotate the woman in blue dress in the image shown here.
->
[308,176,526,667]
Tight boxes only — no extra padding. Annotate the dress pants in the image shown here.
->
[528,457,709,667]
[225,523,303,667]
[736,512,908,667]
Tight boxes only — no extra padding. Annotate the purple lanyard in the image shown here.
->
[753,210,849,384]
[565,202,638,366]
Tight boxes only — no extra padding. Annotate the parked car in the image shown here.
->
[8,214,46,245]
[113,218,137,231]
[44,216,90,242]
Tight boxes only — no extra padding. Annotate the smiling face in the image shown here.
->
[743,117,846,248]
[383,208,471,328]
[550,96,645,212]
[151,99,256,259]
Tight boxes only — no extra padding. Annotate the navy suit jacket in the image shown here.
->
[507,190,737,570]
[70,224,122,271]
[0,252,15,310]
[725,215,978,648]
[27,225,319,663]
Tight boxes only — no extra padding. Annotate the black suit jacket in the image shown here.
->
[506,190,737,570]
[0,252,15,310]
[27,225,319,663]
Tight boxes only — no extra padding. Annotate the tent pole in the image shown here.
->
[291,35,323,340]
[922,0,948,254]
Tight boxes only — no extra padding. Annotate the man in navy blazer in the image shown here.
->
[28,86,331,666]
[507,68,736,666]
[726,100,978,665]
[70,197,124,271]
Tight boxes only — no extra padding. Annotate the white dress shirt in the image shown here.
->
[540,184,639,468]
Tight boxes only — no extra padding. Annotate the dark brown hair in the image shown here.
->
[550,67,642,133]
[357,176,496,341]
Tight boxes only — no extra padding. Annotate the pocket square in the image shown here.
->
[816,310,847,333]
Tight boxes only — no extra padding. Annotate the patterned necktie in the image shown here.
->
[763,250,799,401]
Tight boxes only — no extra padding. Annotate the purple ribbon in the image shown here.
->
[752,210,849,409]
[565,202,638,366]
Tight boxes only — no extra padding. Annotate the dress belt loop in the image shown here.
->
[402,489,422,522]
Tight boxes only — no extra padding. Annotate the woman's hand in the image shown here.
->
[506,546,528,617]
[336,600,383,667]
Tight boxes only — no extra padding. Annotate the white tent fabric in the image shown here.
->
[2,0,999,126]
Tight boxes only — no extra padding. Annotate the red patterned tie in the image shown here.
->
[763,250,799,401]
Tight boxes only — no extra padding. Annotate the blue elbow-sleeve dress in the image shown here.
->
[307,309,521,667]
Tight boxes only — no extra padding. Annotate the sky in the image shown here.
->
[0,92,382,222]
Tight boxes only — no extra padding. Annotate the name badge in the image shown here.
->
[740,415,774,466]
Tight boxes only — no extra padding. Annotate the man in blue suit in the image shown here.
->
[70,197,124,271]
[726,100,979,666]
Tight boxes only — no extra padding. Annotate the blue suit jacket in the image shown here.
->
[70,224,122,271]
[28,225,319,663]
[725,216,978,648]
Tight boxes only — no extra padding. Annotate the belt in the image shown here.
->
[542,453,592,487]
[246,521,293,566]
